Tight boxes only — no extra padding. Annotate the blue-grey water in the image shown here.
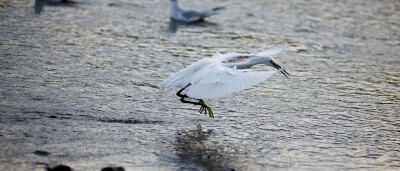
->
[0,0,399,170]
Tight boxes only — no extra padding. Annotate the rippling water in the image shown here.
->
[0,0,399,170]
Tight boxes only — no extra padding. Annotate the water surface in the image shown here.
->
[0,0,399,170]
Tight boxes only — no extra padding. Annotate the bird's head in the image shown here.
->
[262,57,290,78]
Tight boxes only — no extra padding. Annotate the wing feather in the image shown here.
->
[160,58,214,89]
[186,65,277,99]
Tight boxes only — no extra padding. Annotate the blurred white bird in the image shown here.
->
[170,0,225,23]
[160,43,290,118]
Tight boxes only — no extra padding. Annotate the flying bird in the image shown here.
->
[160,44,290,118]
[170,0,225,23]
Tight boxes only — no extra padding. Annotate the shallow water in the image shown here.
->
[0,0,399,170]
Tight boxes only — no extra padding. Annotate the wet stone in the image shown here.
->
[101,167,125,171]
[33,150,50,156]
[107,3,118,7]
[46,164,72,171]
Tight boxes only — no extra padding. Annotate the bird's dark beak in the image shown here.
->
[270,60,290,78]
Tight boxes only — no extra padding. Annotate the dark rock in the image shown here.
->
[48,115,57,118]
[107,3,119,7]
[101,167,125,171]
[34,150,50,156]
[46,164,72,171]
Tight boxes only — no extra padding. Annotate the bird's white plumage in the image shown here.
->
[160,58,213,89]
[160,44,287,99]
[186,68,276,99]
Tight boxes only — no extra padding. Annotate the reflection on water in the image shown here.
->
[174,125,236,170]
[0,0,399,170]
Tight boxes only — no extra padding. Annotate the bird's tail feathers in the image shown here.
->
[203,11,218,17]
[212,6,226,11]
[203,6,225,17]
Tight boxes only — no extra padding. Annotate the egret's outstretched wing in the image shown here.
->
[186,65,277,99]
[160,58,214,89]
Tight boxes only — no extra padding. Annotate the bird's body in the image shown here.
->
[160,44,289,117]
[170,0,225,23]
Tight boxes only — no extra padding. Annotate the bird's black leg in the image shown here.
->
[176,84,191,98]
[180,96,200,105]
[177,84,201,105]
[176,84,214,118]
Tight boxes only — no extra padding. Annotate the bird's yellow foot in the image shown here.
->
[198,99,214,118]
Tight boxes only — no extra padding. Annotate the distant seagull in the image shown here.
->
[170,0,225,23]
[160,43,290,118]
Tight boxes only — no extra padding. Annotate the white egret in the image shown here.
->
[160,43,290,118]
[170,0,225,23]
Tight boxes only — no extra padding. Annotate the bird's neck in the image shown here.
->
[225,57,263,69]
[171,0,180,11]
